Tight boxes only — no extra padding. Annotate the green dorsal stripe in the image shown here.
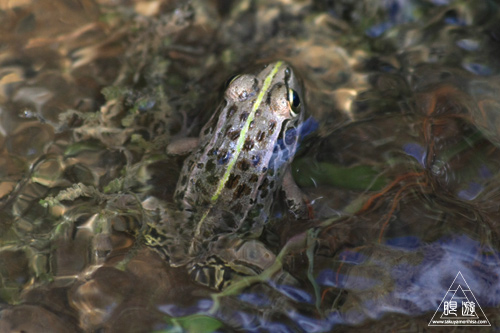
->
[210,61,283,203]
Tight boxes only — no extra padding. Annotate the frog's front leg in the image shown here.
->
[282,167,309,219]
[166,137,199,155]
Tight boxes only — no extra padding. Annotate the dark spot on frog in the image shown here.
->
[246,206,261,220]
[228,105,238,117]
[231,202,243,218]
[180,175,188,186]
[251,154,260,166]
[209,148,218,156]
[240,112,249,122]
[237,159,250,171]
[248,174,258,183]
[218,150,231,164]
[207,175,218,185]
[268,168,275,176]
[256,131,265,142]
[243,138,254,151]
[203,126,212,136]
[286,199,296,208]
[268,121,276,134]
[226,173,240,189]
[187,160,194,169]
[205,159,215,172]
[259,178,269,190]
[175,191,184,201]
[260,188,269,199]
[233,183,251,200]
[249,120,255,129]
[196,163,204,169]
[256,109,262,117]
[228,130,240,141]
[195,179,208,195]
[247,204,265,222]
[252,78,259,91]
[269,180,275,189]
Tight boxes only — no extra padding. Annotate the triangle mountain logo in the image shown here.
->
[429,271,490,326]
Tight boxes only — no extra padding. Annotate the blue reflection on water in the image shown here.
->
[157,299,213,317]
[300,117,319,137]
[403,142,426,167]
[270,282,314,304]
[319,234,500,327]
[366,22,393,38]
[238,292,272,307]
[288,311,331,333]
[156,235,499,330]
[463,62,493,76]
[457,165,493,200]
[429,0,450,5]
[456,39,480,51]
[317,269,338,287]
[386,235,421,249]
[457,181,484,200]
[365,0,420,38]
[263,322,294,333]
[478,165,493,179]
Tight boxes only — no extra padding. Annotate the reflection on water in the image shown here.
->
[1,0,500,331]
[153,234,499,330]
[318,234,499,326]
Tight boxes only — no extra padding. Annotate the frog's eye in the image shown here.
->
[288,88,300,116]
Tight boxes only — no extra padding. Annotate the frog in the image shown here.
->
[144,61,308,289]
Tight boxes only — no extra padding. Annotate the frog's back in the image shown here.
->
[174,61,304,239]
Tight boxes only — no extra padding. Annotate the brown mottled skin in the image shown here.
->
[146,61,306,288]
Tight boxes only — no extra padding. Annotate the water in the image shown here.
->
[1,0,500,331]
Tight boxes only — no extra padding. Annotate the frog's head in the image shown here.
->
[225,61,304,121]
